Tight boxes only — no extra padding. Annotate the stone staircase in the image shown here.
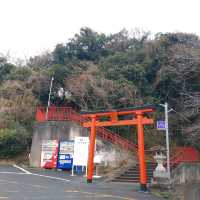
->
[111,162,156,183]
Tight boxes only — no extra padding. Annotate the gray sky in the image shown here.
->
[0,0,200,60]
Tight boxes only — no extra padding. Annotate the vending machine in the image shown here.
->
[57,140,74,170]
[40,140,59,169]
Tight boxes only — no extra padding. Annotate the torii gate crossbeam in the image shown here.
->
[81,106,155,192]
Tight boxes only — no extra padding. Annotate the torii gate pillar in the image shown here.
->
[136,112,147,191]
[87,115,96,183]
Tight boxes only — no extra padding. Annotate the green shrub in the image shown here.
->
[0,126,31,158]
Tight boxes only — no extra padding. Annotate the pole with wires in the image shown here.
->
[159,102,192,180]
[159,102,171,180]
[46,76,54,120]
[164,102,170,180]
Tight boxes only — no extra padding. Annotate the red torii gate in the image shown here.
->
[81,106,155,191]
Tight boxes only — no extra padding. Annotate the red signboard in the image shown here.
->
[40,140,58,169]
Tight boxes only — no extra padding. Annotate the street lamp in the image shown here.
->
[46,76,54,120]
[159,102,173,180]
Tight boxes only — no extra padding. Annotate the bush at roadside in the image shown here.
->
[0,126,31,158]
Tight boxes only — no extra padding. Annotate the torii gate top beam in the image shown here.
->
[81,105,155,128]
[81,105,155,116]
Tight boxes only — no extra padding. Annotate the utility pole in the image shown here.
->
[159,102,171,180]
[46,76,54,120]
[164,102,170,180]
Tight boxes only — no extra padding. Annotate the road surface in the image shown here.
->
[184,183,200,200]
[0,164,161,200]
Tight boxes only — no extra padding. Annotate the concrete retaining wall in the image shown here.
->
[171,162,200,185]
[30,121,135,168]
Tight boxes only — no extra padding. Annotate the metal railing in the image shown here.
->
[166,147,199,169]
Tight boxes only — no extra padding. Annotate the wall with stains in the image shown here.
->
[29,121,135,169]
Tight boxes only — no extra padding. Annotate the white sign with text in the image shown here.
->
[73,136,89,166]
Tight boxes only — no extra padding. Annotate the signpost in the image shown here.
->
[93,154,103,178]
[157,121,166,130]
[72,137,89,176]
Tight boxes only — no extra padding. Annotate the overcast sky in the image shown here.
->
[0,0,200,60]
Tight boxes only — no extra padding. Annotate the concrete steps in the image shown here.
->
[111,162,156,183]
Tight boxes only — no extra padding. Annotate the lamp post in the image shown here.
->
[46,76,54,120]
[159,102,172,180]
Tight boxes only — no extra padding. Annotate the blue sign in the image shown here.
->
[57,154,73,169]
[157,121,166,130]
[57,140,74,170]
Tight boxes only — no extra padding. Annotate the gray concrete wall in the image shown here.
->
[29,121,88,167]
[95,139,135,168]
[171,162,200,185]
[30,121,135,168]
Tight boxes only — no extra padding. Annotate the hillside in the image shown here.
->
[0,27,200,157]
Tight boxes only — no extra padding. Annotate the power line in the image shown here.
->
[168,106,192,123]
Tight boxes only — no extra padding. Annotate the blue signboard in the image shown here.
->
[57,140,74,170]
[157,121,166,130]
[57,154,73,169]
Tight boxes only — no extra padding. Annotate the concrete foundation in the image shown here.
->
[171,162,200,185]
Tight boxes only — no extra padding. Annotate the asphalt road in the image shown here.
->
[184,183,200,200]
[0,164,161,200]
